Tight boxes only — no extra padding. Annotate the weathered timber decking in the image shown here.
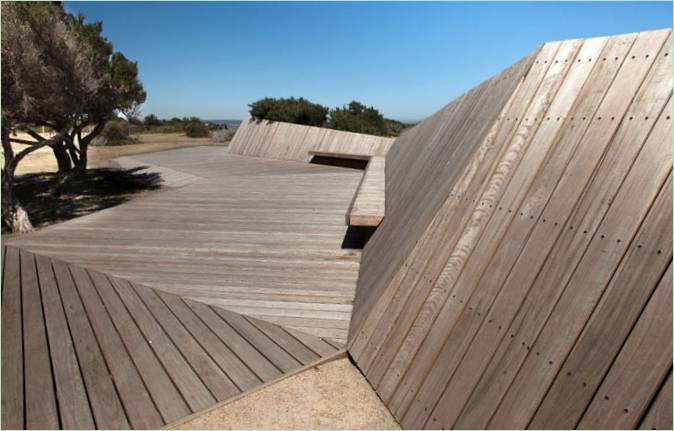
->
[347,156,385,227]
[7,146,364,343]
[1,246,342,429]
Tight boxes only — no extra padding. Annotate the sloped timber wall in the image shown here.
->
[229,118,395,162]
[348,28,673,430]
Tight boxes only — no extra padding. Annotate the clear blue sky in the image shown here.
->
[64,1,671,122]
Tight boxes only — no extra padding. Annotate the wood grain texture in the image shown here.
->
[0,247,340,429]
[347,156,385,226]
[229,118,395,162]
[640,371,673,430]
[348,28,672,430]
[8,147,363,342]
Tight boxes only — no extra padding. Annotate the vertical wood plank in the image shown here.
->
[35,254,95,429]
[52,259,130,429]
[20,249,60,429]
[1,247,24,430]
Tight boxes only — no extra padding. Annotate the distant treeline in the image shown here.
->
[249,97,416,137]
[129,115,222,137]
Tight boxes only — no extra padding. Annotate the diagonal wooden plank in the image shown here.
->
[69,264,163,429]
[246,316,320,364]
[579,263,672,428]
[131,283,240,402]
[184,299,282,382]
[212,306,303,373]
[530,180,672,428]
[155,290,261,391]
[87,269,190,424]
[108,276,216,413]
[640,371,673,430]
[285,327,340,357]
[52,259,130,429]
[35,253,95,429]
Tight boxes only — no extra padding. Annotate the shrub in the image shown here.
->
[184,119,210,138]
[143,114,161,126]
[103,119,129,140]
[328,101,388,136]
[211,128,236,143]
[92,119,138,145]
[249,97,328,126]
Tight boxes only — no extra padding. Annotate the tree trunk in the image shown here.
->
[74,122,104,173]
[1,127,33,233]
[52,141,72,173]
[1,171,33,233]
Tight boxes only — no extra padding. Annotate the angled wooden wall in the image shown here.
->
[348,28,672,429]
[229,118,395,162]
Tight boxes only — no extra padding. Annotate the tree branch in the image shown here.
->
[8,137,45,146]
[11,131,66,170]
[20,127,47,142]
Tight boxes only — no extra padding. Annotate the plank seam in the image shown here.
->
[637,367,673,429]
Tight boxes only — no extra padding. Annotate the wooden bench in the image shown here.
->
[346,156,385,227]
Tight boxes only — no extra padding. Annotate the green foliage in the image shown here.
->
[138,115,211,136]
[249,97,328,126]
[184,118,210,138]
[1,1,146,163]
[246,97,413,137]
[328,101,388,136]
[143,114,161,126]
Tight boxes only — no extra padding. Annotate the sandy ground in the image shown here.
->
[8,133,224,175]
[175,357,400,430]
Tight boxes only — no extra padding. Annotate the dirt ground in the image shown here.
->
[175,357,401,430]
[9,132,224,175]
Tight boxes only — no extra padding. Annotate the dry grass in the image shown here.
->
[8,132,227,175]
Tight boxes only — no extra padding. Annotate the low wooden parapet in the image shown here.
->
[346,156,385,227]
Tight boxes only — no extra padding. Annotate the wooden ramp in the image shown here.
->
[1,246,342,430]
[229,118,395,162]
[9,147,363,343]
[348,28,673,429]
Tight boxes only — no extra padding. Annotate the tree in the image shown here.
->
[1,1,145,232]
[144,114,161,126]
[57,16,146,174]
[1,1,86,232]
[249,97,328,126]
[328,101,389,136]
[184,118,210,138]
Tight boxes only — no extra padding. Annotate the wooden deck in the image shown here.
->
[1,246,342,429]
[7,146,364,343]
